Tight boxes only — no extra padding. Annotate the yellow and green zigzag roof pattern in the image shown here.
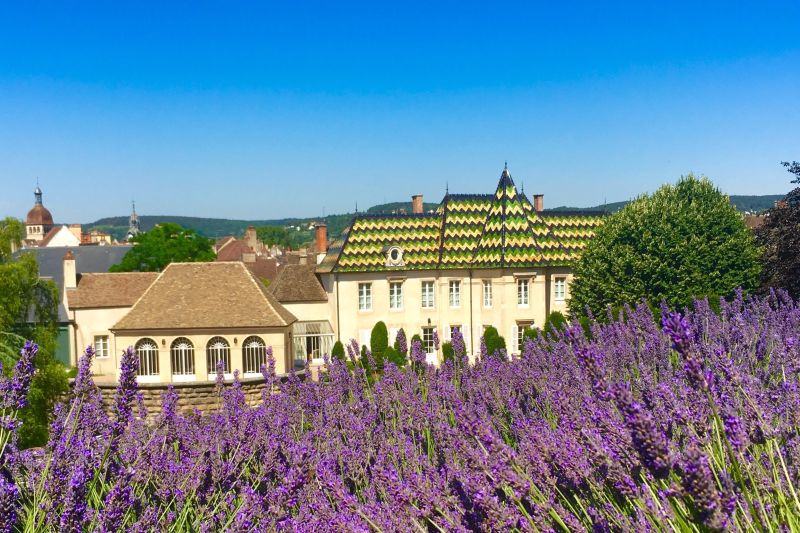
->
[319,170,605,272]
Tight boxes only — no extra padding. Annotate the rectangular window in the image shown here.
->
[517,278,529,306]
[483,281,492,308]
[421,281,435,309]
[449,280,461,308]
[389,281,403,310]
[554,277,566,301]
[516,322,534,353]
[422,327,435,353]
[358,283,372,311]
[94,335,109,358]
[449,325,461,341]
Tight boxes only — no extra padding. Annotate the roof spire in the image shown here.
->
[504,160,508,170]
[446,181,449,195]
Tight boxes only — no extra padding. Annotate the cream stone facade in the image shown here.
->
[319,267,573,358]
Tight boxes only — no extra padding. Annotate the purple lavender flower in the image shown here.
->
[613,384,671,479]
[59,462,93,532]
[682,446,725,530]
[433,330,440,351]
[395,328,408,355]
[73,345,96,397]
[3,340,37,410]
[215,358,225,388]
[662,311,707,390]
[451,327,467,366]
[479,336,488,361]
[410,339,426,366]
[113,347,139,438]
[0,475,20,533]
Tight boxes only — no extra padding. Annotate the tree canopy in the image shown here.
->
[110,222,215,272]
[0,217,68,448]
[569,175,761,317]
[756,162,800,299]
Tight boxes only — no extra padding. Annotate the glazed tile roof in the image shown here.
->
[318,167,605,273]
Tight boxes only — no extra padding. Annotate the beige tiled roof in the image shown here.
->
[269,264,327,302]
[112,262,296,331]
[67,272,159,309]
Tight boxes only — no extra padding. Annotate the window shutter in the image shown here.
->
[511,325,519,354]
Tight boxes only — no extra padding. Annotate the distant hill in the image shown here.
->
[549,194,783,215]
[86,194,784,243]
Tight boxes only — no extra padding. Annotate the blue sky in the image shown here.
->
[1,1,799,222]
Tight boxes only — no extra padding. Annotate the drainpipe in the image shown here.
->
[469,270,474,356]
[335,274,341,342]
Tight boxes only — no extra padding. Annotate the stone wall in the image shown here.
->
[92,372,305,417]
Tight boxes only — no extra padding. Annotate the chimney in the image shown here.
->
[412,194,423,214]
[63,250,77,289]
[315,223,328,254]
[69,224,82,241]
[244,226,258,249]
[533,194,544,212]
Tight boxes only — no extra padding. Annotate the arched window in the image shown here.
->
[242,336,267,374]
[135,338,159,376]
[206,336,231,374]
[170,337,195,376]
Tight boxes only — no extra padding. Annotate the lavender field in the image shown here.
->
[2,291,800,531]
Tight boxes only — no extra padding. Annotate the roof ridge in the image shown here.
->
[239,262,296,326]
[110,266,169,329]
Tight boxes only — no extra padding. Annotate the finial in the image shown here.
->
[521,181,524,194]
[446,181,449,195]
[504,160,508,170]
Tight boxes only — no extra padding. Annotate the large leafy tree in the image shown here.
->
[569,175,761,317]
[110,222,215,272]
[756,161,800,299]
[0,217,68,448]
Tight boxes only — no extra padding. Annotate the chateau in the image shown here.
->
[62,166,604,383]
[315,165,603,359]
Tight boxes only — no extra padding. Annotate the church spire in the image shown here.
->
[127,200,141,241]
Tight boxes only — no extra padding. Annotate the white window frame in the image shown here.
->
[448,280,461,308]
[422,327,436,354]
[358,283,372,311]
[389,281,403,310]
[170,337,195,380]
[483,280,492,308]
[135,338,159,378]
[514,322,534,354]
[206,336,231,378]
[554,277,566,302]
[242,335,267,374]
[517,278,529,307]
[421,280,435,309]
[94,335,109,358]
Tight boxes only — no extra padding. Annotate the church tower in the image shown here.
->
[126,201,141,241]
[25,184,54,243]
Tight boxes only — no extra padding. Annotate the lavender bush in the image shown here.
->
[1,291,800,530]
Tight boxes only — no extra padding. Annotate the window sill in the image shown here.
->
[518,304,530,309]
[389,307,404,312]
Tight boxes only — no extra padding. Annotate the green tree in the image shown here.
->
[441,341,455,362]
[482,326,506,360]
[569,175,761,317]
[370,321,389,368]
[255,226,291,248]
[0,217,68,448]
[331,340,345,361]
[544,311,568,337]
[110,223,215,272]
[757,161,800,299]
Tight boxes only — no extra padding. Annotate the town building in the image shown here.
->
[316,165,604,359]
[66,261,297,383]
[24,185,55,245]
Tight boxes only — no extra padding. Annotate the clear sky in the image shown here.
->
[1,1,799,223]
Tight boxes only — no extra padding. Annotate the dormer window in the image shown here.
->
[385,246,404,267]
